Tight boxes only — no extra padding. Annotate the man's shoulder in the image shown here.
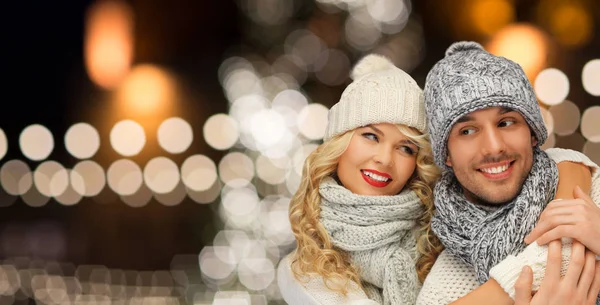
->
[428,250,479,282]
[417,250,480,305]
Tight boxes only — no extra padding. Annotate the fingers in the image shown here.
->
[565,241,586,285]
[529,241,599,304]
[534,225,578,246]
[525,201,589,245]
[543,240,563,288]
[573,185,594,207]
[533,221,600,257]
[525,200,584,244]
[514,266,534,305]
[526,216,578,245]
[576,249,597,299]
[588,260,600,303]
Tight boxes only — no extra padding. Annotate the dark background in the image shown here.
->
[1,0,598,273]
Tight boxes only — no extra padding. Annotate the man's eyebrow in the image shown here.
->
[499,107,515,115]
[455,114,474,124]
[455,107,515,124]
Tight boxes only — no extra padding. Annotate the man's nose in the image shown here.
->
[481,127,506,156]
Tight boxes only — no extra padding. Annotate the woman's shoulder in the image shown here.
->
[277,253,378,305]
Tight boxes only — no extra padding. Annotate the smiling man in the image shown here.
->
[417,41,600,305]
[445,106,535,206]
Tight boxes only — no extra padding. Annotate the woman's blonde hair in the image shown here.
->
[288,124,443,293]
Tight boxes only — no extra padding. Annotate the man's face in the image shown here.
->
[446,106,538,206]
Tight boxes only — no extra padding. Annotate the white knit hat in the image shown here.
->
[323,54,426,141]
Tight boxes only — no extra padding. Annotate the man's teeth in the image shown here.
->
[363,171,390,182]
[480,164,509,174]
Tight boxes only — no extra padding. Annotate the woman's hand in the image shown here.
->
[514,240,600,305]
[525,186,600,255]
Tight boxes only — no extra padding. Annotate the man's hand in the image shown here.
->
[514,240,600,305]
[525,186,600,255]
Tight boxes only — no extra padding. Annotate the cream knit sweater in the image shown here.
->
[277,254,379,305]
[417,148,600,305]
[278,148,599,305]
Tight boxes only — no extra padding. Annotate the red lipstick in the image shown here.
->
[361,169,392,188]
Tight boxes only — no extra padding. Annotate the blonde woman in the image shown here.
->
[277,54,442,305]
[276,54,593,305]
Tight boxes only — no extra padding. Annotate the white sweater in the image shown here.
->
[277,254,379,305]
[416,148,600,305]
[277,148,599,305]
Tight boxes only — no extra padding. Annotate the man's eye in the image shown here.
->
[362,133,378,142]
[461,128,475,135]
[499,120,515,127]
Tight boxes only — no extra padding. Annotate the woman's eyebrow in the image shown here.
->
[366,125,384,135]
[398,139,415,145]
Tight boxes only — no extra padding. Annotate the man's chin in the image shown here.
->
[483,198,514,206]
[477,191,519,206]
[465,185,520,207]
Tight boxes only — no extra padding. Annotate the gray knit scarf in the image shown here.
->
[319,177,423,305]
[432,147,558,283]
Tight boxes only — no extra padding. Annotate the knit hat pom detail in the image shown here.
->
[445,41,484,57]
[350,54,395,80]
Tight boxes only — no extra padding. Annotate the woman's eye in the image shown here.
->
[460,128,476,135]
[400,146,415,155]
[499,120,515,127]
[362,132,378,142]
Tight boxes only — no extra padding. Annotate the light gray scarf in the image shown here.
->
[432,147,558,283]
[319,177,423,305]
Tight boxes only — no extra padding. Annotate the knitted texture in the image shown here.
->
[489,148,600,303]
[319,178,422,305]
[416,250,480,305]
[423,41,547,169]
[324,54,426,141]
[490,241,572,297]
[277,149,600,305]
[277,254,379,305]
[417,148,600,305]
[432,147,558,284]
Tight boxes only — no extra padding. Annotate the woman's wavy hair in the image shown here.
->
[288,124,443,294]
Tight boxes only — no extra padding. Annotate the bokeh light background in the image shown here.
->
[1,0,599,304]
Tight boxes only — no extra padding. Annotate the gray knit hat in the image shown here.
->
[424,41,547,169]
[324,54,426,141]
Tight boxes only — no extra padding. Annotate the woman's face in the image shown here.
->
[337,123,419,196]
